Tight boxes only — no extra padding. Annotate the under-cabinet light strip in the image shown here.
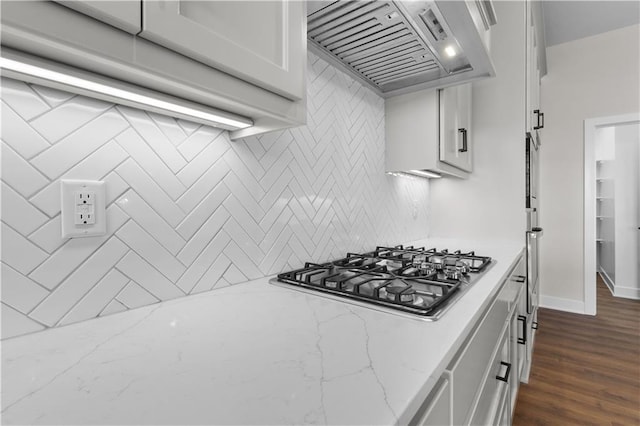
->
[385,170,442,179]
[0,56,253,131]
[409,170,442,178]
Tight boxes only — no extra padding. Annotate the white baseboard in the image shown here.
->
[597,268,615,294]
[539,295,586,314]
[597,269,640,300]
[612,286,640,300]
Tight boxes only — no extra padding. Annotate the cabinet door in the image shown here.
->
[509,303,526,410]
[525,4,533,132]
[496,392,511,426]
[526,2,542,135]
[468,330,511,425]
[140,0,305,101]
[529,34,540,133]
[55,1,141,34]
[439,83,473,172]
[413,376,451,426]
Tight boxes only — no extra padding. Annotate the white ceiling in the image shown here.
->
[542,1,640,47]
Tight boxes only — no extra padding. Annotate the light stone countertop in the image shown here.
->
[1,238,524,425]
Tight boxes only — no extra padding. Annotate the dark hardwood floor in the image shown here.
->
[513,275,640,425]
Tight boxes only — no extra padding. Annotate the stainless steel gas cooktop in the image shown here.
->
[272,245,493,320]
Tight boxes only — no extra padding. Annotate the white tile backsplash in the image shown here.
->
[29,237,129,326]
[29,216,65,254]
[1,304,45,337]
[1,182,49,235]
[0,77,50,120]
[99,298,128,316]
[1,142,49,197]
[1,223,49,275]
[1,100,50,158]
[29,84,74,107]
[115,159,186,227]
[114,252,184,300]
[1,263,48,313]
[59,269,129,326]
[115,220,186,282]
[0,52,430,339]
[116,281,158,309]
[116,190,186,255]
[118,106,188,173]
[27,205,127,290]
[30,96,112,143]
[116,127,187,199]
[30,109,128,179]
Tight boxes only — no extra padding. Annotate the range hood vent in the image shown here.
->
[307,0,496,98]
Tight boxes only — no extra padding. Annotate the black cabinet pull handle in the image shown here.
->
[538,110,542,129]
[518,315,527,344]
[496,361,512,383]
[534,109,544,130]
[512,275,526,283]
[458,128,468,152]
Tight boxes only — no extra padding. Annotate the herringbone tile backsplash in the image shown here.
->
[0,52,430,339]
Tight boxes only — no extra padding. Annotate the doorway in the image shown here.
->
[584,113,640,315]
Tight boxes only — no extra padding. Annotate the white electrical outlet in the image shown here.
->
[61,180,106,238]
[74,191,95,206]
[74,208,95,225]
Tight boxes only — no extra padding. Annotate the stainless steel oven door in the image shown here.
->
[526,131,539,208]
[526,131,542,314]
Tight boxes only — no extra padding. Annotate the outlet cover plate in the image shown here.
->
[61,179,106,238]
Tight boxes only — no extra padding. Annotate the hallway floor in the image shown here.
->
[513,275,640,425]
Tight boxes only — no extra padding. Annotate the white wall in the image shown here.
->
[539,24,640,308]
[429,1,526,242]
[0,52,431,339]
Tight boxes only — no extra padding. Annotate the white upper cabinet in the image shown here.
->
[525,1,545,138]
[55,1,141,34]
[385,85,470,179]
[439,83,473,172]
[1,0,307,138]
[140,1,305,101]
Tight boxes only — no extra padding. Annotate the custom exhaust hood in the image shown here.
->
[307,0,497,97]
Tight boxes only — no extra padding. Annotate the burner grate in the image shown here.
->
[276,245,492,318]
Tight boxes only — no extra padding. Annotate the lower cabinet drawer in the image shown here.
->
[510,308,525,407]
[496,387,511,426]
[447,288,509,425]
[411,375,451,426]
[469,327,511,425]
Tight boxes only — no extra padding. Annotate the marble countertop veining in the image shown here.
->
[1,238,524,425]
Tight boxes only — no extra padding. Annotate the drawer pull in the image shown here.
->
[517,315,527,345]
[532,321,539,330]
[458,128,468,152]
[496,361,511,383]
[512,275,526,283]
